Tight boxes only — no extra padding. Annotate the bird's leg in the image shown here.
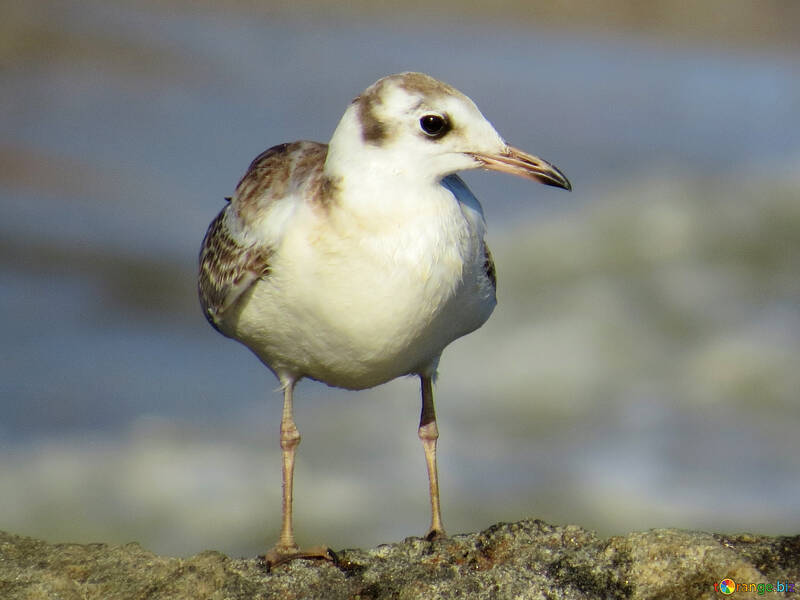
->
[419,374,445,540]
[277,380,301,554]
[263,380,333,569]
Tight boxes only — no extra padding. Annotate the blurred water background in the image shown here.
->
[1,0,799,557]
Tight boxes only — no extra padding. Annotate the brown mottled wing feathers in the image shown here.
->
[198,141,333,332]
[235,141,334,221]
[198,208,272,331]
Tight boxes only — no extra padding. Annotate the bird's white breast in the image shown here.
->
[230,177,496,389]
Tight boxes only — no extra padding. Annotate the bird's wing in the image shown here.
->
[198,204,272,331]
[198,141,329,331]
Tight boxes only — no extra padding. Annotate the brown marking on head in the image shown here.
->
[354,84,388,145]
[394,72,461,101]
[353,73,465,147]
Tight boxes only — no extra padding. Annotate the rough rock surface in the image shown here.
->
[2,519,799,599]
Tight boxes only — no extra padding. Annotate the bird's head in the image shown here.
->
[327,72,571,191]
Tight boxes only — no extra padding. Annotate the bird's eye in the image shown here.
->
[419,114,449,138]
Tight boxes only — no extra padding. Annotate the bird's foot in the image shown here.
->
[260,545,337,572]
[425,528,447,542]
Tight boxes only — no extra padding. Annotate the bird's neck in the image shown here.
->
[333,170,453,229]
[330,163,445,224]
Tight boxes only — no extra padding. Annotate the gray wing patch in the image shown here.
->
[198,206,272,332]
[483,241,497,291]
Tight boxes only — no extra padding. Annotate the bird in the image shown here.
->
[198,72,570,566]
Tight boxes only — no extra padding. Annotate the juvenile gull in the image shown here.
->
[198,72,571,566]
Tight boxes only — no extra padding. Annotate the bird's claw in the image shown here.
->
[425,528,447,542]
[260,545,337,572]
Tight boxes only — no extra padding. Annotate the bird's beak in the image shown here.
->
[468,146,571,191]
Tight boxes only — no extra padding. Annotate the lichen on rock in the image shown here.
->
[2,519,799,599]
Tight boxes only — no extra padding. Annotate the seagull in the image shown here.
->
[198,72,570,566]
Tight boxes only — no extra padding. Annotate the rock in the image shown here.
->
[1,519,799,599]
